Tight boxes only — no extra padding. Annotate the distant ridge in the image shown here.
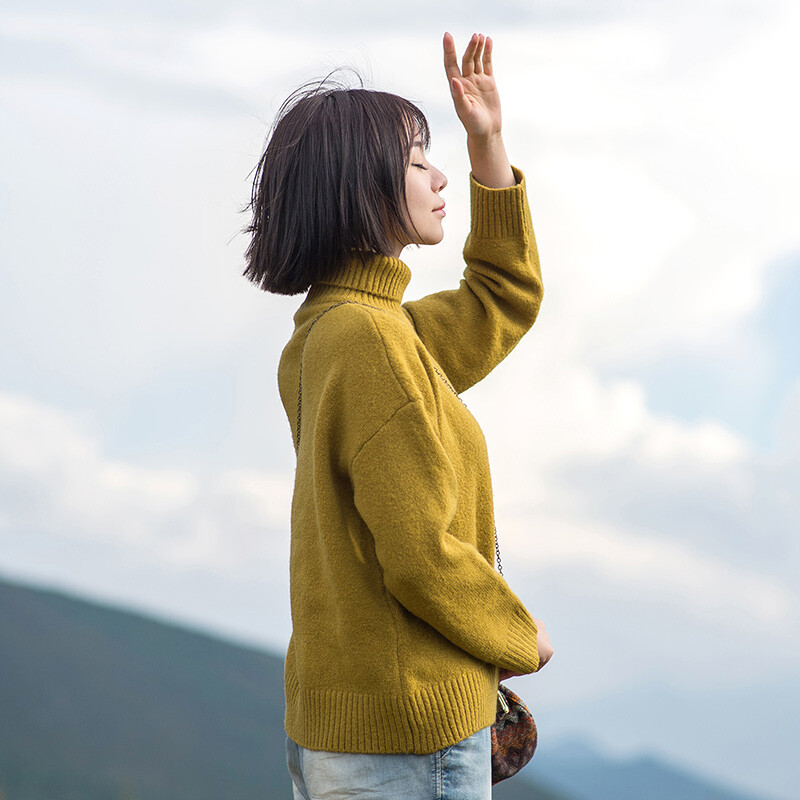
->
[521,734,774,800]
[0,573,770,800]
[0,574,290,800]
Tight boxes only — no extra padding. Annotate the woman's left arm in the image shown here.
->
[402,33,543,394]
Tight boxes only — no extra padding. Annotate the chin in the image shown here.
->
[410,226,445,248]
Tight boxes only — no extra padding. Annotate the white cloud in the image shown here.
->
[482,8,800,372]
[3,374,796,648]
[504,512,797,632]
[458,356,799,641]
[0,390,291,571]
[3,2,797,391]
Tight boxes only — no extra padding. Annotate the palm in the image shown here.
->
[443,33,502,139]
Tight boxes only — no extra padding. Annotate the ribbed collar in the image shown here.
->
[304,252,412,309]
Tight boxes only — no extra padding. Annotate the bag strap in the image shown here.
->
[295,301,352,451]
[294,300,504,576]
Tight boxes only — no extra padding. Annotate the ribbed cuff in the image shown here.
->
[468,165,531,240]
[502,604,540,674]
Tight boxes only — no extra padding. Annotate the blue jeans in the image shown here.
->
[285,725,492,800]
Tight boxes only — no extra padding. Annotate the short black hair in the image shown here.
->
[242,75,431,295]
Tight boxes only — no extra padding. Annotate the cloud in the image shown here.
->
[505,512,796,631]
[0,390,291,572]
[458,356,799,642]
[2,375,797,659]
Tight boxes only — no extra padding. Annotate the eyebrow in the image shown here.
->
[410,139,424,149]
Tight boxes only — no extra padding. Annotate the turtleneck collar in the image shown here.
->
[304,251,412,310]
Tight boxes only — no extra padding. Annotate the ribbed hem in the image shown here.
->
[308,252,412,306]
[469,165,531,240]
[285,667,497,755]
[502,605,540,675]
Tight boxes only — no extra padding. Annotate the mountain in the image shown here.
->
[517,735,773,800]
[532,675,798,800]
[0,574,776,800]
[0,575,565,799]
[0,574,290,799]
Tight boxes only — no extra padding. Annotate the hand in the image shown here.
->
[443,32,503,140]
[498,617,554,681]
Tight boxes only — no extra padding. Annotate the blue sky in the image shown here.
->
[1,2,799,798]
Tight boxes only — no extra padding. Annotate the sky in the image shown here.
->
[1,1,799,798]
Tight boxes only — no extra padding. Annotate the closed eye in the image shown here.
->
[412,163,428,170]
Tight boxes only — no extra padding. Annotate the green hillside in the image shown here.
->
[0,576,290,799]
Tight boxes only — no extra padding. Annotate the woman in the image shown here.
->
[245,32,554,800]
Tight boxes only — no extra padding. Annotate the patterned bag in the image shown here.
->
[491,682,538,784]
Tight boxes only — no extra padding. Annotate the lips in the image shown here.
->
[433,203,446,216]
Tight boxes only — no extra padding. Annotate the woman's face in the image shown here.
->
[392,139,448,256]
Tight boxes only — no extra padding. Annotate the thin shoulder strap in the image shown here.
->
[295,301,352,451]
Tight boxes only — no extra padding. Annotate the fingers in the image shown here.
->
[445,32,494,98]
[461,33,480,77]
[442,31,461,81]
[451,32,491,78]
[473,34,485,75]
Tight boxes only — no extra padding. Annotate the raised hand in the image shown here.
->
[443,32,503,140]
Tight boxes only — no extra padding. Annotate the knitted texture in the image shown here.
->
[277,167,544,755]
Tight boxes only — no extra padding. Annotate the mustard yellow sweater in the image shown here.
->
[277,166,543,755]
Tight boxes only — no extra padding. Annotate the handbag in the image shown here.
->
[296,301,538,783]
[492,680,538,784]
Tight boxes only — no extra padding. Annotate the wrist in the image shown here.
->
[467,133,515,189]
[466,130,504,150]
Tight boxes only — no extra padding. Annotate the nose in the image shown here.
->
[434,167,447,192]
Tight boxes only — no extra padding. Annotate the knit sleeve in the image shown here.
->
[401,166,543,395]
[350,397,541,675]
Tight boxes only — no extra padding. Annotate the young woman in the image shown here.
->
[245,32,553,800]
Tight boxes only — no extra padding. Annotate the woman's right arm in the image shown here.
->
[306,304,543,675]
[350,395,541,676]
